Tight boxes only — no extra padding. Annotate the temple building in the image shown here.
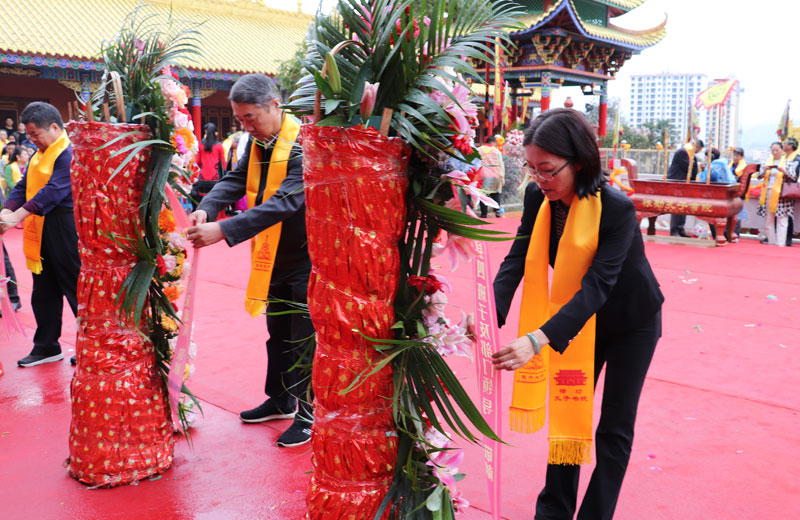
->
[0,0,311,139]
[491,0,666,136]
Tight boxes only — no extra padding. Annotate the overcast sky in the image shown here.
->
[268,0,793,139]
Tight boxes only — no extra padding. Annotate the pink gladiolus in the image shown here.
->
[174,133,188,155]
[423,16,431,26]
[360,82,379,122]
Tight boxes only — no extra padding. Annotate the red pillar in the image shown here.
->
[192,98,202,141]
[598,95,608,137]
[540,87,551,112]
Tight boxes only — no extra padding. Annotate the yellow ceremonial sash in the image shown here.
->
[761,152,797,212]
[511,193,601,465]
[730,159,746,179]
[243,115,300,317]
[23,130,70,274]
[11,162,23,185]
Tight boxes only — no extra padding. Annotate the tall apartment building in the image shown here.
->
[704,78,743,151]
[628,73,707,142]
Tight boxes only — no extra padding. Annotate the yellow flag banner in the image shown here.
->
[695,80,737,109]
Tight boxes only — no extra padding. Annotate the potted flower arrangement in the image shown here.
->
[287,0,523,517]
[66,6,201,486]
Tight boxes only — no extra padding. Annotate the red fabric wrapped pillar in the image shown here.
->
[66,121,174,487]
[302,125,409,518]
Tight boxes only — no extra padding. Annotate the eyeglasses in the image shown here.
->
[524,160,570,181]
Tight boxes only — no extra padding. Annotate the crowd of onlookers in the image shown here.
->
[1,117,38,198]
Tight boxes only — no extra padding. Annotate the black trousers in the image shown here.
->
[479,192,502,218]
[669,214,686,235]
[265,268,315,420]
[535,310,662,520]
[31,211,80,355]
[2,243,20,305]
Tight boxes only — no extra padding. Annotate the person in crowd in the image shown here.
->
[478,135,505,217]
[186,74,314,447]
[1,142,14,165]
[698,148,738,241]
[757,140,798,247]
[3,118,14,135]
[0,102,80,367]
[780,138,797,246]
[489,109,664,520]
[12,122,28,147]
[730,147,747,179]
[697,147,736,183]
[666,138,703,237]
[4,146,30,196]
[189,122,226,210]
[0,129,8,149]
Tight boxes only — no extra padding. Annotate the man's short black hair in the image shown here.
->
[786,137,798,151]
[733,147,744,156]
[706,147,721,161]
[523,108,606,199]
[694,139,704,149]
[485,135,497,145]
[20,102,63,130]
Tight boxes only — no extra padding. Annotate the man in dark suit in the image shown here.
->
[186,74,314,448]
[667,139,703,237]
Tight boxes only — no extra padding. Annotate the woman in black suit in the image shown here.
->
[491,109,664,520]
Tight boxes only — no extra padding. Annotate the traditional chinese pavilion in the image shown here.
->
[0,0,311,138]
[494,0,666,136]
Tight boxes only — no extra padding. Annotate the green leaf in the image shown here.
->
[315,114,348,126]
[312,70,335,100]
[324,98,342,115]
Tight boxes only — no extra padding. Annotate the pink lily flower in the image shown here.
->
[433,232,476,271]
[451,490,470,512]
[443,170,470,184]
[360,82,379,122]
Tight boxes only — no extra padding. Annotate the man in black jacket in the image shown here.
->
[186,74,314,447]
[667,139,703,237]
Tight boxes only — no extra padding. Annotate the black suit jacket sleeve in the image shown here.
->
[198,137,305,248]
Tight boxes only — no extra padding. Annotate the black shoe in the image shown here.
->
[670,230,689,238]
[760,237,768,244]
[18,352,64,367]
[70,355,77,366]
[239,399,296,423]
[276,419,313,447]
[0,301,21,318]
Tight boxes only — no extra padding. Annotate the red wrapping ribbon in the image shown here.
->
[164,186,199,426]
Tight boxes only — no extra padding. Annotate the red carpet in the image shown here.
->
[1,219,799,519]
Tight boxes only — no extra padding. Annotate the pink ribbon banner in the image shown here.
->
[0,237,25,340]
[165,186,200,426]
[473,240,502,520]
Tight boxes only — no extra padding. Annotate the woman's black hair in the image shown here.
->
[9,145,25,163]
[522,108,606,198]
[203,122,218,152]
